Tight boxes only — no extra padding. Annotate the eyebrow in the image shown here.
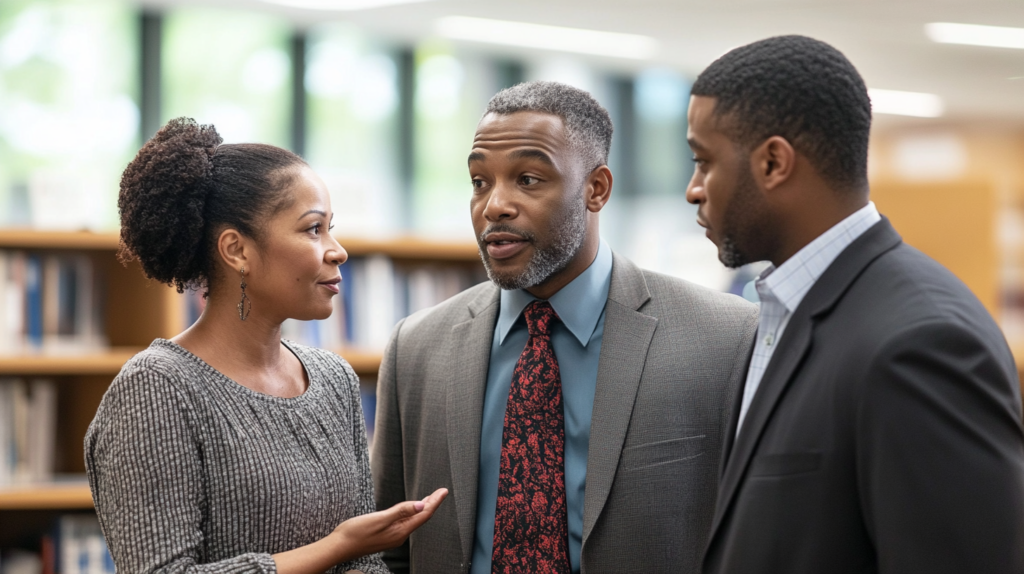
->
[467,151,486,166]
[297,209,327,221]
[687,137,706,152]
[507,149,554,166]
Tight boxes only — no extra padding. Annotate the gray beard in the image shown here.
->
[478,194,588,291]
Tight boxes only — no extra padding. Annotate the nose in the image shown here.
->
[482,180,518,222]
[326,234,348,266]
[685,172,704,206]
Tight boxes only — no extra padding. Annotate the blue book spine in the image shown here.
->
[360,382,377,441]
[25,255,42,347]
[339,260,355,346]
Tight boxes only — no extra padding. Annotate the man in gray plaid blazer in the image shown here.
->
[372,81,756,574]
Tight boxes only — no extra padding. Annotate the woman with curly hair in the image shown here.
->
[85,118,446,574]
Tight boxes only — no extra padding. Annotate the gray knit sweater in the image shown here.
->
[85,339,388,574]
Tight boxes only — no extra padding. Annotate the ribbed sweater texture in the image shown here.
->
[85,339,388,574]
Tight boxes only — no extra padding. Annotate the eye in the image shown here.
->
[308,223,322,235]
[519,175,539,186]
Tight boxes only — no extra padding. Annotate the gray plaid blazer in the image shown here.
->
[372,253,757,574]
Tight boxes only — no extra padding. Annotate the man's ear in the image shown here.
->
[584,165,613,213]
[216,228,250,275]
[750,136,796,192]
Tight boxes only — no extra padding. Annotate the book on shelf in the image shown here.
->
[359,378,377,445]
[52,514,115,574]
[0,250,106,355]
[0,378,56,485]
[1,514,115,574]
[284,255,483,350]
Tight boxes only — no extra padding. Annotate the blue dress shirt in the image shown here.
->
[470,240,613,574]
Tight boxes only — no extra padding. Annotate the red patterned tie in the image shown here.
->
[491,300,570,574]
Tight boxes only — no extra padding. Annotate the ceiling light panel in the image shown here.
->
[926,22,1024,50]
[868,88,944,118]
[435,16,658,60]
[263,0,434,11]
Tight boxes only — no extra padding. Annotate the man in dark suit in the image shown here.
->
[686,35,1024,574]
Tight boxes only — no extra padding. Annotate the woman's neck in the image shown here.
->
[171,292,308,397]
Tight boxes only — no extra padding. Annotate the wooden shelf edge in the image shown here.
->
[0,229,480,261]
[337,350,382,376]
[0,483,94,510]
[337,236,480,261]
[0,229,120,250]
[0,348,141,375]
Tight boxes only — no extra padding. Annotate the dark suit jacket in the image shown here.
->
[373,253,758,574]
[703,218,1024,574]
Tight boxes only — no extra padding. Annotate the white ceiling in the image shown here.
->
[140,0,1024,127]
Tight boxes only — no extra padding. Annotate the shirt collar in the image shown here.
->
[496,239,613,347]
[757,201,881,313]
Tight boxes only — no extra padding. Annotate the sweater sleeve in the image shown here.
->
[334,360,390,574]
[85,362,277,574]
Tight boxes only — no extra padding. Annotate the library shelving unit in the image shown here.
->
[0,227,481,548]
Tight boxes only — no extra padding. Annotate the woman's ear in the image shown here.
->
[217,228,249,275]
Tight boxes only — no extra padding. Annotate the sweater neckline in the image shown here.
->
[152,338,322,406]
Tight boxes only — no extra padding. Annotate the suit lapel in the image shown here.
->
[582,254,657,543]
[720,345,754,479]
[706,218,904,549]
[446,286,500,564]
[708,315,814,538]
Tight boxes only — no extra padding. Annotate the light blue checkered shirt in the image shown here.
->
[736,202,881,437]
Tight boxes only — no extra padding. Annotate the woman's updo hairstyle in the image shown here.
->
[118,117,306,293]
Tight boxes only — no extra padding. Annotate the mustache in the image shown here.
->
[477,223,537,244]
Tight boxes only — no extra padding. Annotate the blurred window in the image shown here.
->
[162,7,291,146]
[634,69,691,196]
[305,23,400,236]
[412,46,491,237]
[0,0,138,230]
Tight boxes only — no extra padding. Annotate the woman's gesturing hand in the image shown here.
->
[274,488,448,574]
[332,488,449,560]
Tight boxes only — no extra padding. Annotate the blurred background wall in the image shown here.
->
[3,0,1023,298]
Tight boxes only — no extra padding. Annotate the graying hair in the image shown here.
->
[483,81,613,172]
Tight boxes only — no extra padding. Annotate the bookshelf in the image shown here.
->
[0,483,93,510]
[0,229,481,261]
[0,349,141,375]
[0,228,481,522]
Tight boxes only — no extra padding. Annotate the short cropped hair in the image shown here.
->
[691,35,872,191]
[484,81,613,172]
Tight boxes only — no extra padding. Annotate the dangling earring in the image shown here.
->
[237,266,251,321]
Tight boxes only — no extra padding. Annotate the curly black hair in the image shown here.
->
[691,35,872,192]
[118,117,306,293]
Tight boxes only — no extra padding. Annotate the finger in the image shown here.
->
[394,489,449,533]
[394,504,436,532]
[421,488,449,508]
[383,500,422,522]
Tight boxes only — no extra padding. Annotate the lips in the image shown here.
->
[483,232,530,260]
[318,276,341,294]
[695,218,712,239]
